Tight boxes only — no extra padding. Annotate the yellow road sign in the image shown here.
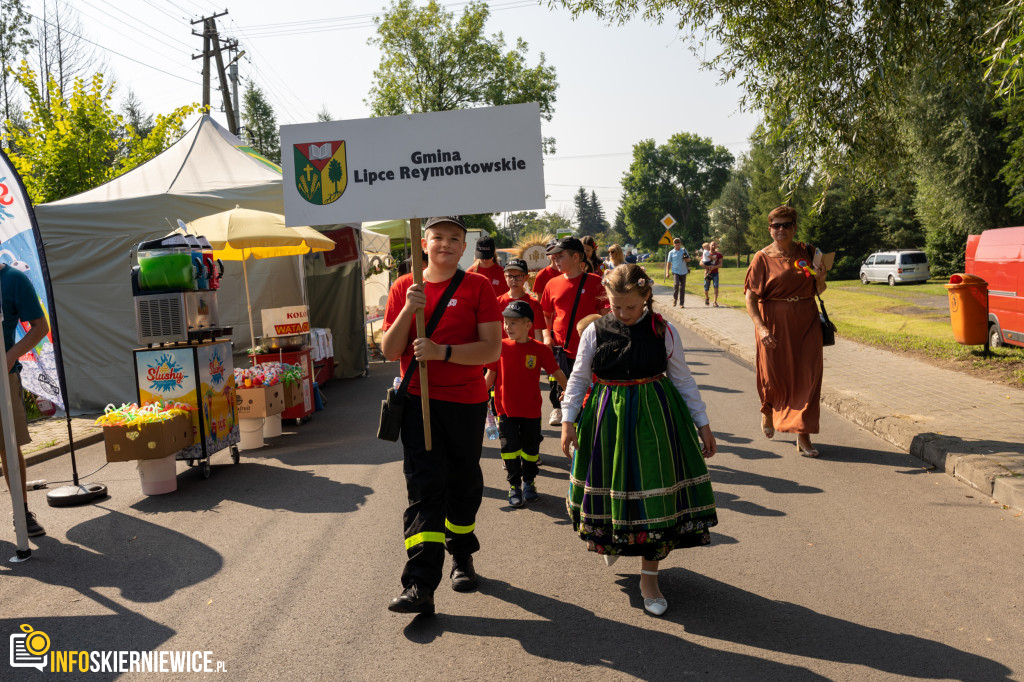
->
[660,214,676,229]
[658,230,673,245]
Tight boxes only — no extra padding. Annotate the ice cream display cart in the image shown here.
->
[131,233,240,478]
[134,342,240,478]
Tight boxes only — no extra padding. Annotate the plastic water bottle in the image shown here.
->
[393,377,402,391]
[485,407,499,440]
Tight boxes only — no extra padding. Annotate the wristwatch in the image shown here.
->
[443,344,453,362]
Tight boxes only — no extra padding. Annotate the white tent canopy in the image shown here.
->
[34,115,365,411]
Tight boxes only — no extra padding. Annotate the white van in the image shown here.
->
[860,250,931,285]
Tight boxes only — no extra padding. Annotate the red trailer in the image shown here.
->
[966,227,1024,348]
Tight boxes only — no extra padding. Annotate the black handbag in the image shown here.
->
[817,292,836,347]
[377,271,465,441]
[804,243,836,347]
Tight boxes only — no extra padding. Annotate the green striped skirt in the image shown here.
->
[566,376,718,560]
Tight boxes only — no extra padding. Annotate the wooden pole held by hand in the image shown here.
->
[409,217,432,450]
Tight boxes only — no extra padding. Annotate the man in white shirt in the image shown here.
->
[664,238,690,307]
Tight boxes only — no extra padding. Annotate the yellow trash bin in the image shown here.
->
[945,274,988,345]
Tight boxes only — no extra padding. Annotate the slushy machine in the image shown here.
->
[131,233,240,478]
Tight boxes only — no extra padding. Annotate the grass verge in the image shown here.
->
[652,263,1024,388]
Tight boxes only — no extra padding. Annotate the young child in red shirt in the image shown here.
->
[496,258,545,342]
[486,300,567,508]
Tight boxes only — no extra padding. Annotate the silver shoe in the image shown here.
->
[640,569,667,616]
[643,597,668,616]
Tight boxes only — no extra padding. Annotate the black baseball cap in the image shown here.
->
[504,258,528,273]
[423,215,467,233]
[475,234,495,259]
[502,300,534,322]
[546,236,585,255]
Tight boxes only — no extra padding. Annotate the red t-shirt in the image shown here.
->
[530,265,558,299]
[540,272,608,357]
[487,338,559,419]
[383,272,502,403]
[496,291,546,339]
[707,252,724,274]
[467,262,509,297]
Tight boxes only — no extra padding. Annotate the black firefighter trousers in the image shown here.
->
[399,394,487,592]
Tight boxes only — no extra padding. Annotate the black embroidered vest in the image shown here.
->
[591,313,667,381]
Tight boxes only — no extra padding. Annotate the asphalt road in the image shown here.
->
[2,326,1022,681]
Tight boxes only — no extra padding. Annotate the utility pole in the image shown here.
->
[228,46,245,138]
[191,11,239,135]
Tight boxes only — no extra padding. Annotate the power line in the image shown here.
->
[66,0,194,63]
[26,10,202,85]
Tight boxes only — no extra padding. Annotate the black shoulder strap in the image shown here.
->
[562,273,588,350]
[804,242,826,301]
[396,269,466,394]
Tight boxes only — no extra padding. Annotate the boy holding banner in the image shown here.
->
[381,216,502,615]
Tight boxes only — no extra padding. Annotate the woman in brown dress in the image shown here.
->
[744,205,828,457]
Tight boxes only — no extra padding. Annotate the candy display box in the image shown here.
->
[236,385,285,418]
[284,380,304,409]
[103,413,194,463]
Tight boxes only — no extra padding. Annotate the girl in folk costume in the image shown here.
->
[560,264,718,616]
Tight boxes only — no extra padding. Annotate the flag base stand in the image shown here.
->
[46,482,107,507]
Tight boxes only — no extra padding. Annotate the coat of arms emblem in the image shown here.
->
[294,140,347,205]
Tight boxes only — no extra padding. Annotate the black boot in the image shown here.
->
[388,584,435,615]
[450,555,479,592]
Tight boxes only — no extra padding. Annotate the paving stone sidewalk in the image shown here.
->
[655,289,1024,512]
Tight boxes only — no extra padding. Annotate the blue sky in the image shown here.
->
[22,0,759,219]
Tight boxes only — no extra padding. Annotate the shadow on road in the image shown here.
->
[401,574,1009,680]
[0,509,225,679]
[400,578,829,680]
[129,462,372,516]
[652,569,1012,681]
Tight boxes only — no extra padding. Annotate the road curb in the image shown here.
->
[668,306,1024,513]
[24,432,105,467]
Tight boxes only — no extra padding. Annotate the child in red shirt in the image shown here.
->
[466,234,509,297]
[496,258,545,342]
[485,300,567,508]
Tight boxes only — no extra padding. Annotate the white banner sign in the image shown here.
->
[280,103,545,225]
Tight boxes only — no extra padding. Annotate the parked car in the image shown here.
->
[859,250,931,285]
[966,226,1024,348]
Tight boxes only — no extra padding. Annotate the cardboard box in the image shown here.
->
[236,385,285,417]
[284,381,304,409]
[103,413,194,463]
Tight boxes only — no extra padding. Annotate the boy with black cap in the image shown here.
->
[496,258,544,342]
[467,234,509,297]
[485,300,567,507]
[382,215,503,615]
[540,236,609,425]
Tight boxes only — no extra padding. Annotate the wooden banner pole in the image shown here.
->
[409,217,432,450]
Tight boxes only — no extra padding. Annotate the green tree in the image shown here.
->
[742,129,812,252]
[0,0,34,123]
[620,132,733,250]
[328,158,343,196]
[710,167,750,266]
[367,0,558,151]
[242,80,280,164]
[4,63,197,204]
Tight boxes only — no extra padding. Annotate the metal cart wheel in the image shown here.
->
[231,445,240,464]
[200,459,212,479]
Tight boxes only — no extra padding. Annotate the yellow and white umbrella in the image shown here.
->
[187,206,335,357]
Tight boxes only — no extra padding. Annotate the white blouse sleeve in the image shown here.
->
[560,324,597,424]
[665,321,709,427]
